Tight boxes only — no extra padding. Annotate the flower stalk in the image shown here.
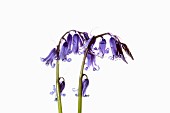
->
[55,29,87,113]
[41,29,134,113]
[77,32,121,113]
[78,49,88,113]
[56,60,63,113]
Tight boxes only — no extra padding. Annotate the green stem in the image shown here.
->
[55,29,85,113]
[78,49,88,113]
[56,60,63,113]
[77,33,109,113]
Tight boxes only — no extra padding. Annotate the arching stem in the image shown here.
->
[77,33,111,113]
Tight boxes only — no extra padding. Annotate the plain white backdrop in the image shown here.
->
[0,0,170,113]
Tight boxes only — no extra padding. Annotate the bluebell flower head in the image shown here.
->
[82,75,89,97]
[41,48,57,68]
[109,36,128,63]
[72,33,81,54]
[72,74,89,97]
[59,41,71,62]
[85,52,99,71]
[50,77,66,101]
[97,38,109,58]
[66,33,72,54]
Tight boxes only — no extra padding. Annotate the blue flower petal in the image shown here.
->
[82,78,89,97]
[109,37,118,60]
[66,33,72,54]
[51,77,66,101]
[97,38,109,58]
[72,74,89,97]
[41,48,57,68]
[72,34,80,54]
[85,52,99,71]
[59,42,71,62]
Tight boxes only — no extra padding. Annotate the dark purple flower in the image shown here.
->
[59,41,71,62]
[50,77,66,101]
[88,36,96,51]
[85,52,99,71]
[109,36,128,63]
[97,38,109,58]
[82,77,89,97]
[72,34,80,54]
[41,48,57,68]
[72,74,89,97]
[116,41,128,63]
[121,43,134,60]
[66,33,72,54]
[83,32,90,40]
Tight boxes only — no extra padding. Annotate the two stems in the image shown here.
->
[56,31,110,113]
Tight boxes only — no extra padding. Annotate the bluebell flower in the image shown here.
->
[72,74,89,97]
[72,33,81,54]
[50,77,66,101]
[97,38,109,58]
[116,41,128,63]
[82,77,89,97]
[66,33,72,54]
[85,52,99,71]
[109,37,119,60]
[59,41,71,62]
[109,36,128,63]
[41,48,57,68]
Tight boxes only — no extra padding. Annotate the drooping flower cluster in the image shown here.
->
[41,30,90,68]
[41,30,134,70]
[83,34,134,71]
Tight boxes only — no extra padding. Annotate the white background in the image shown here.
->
[0,0,170,113]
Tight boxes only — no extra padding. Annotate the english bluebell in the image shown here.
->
[85,52,99,71]
[40,48,57,68]
[72,34,81,54]
[97,38,109,58]
[50,77,66,101]
[59,41,71,62]
[72,74,89,97]
[66,33,72,54]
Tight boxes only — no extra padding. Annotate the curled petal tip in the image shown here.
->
[51,63,55,68]
[61,94,66,96]
[40,58,45,62]
[85,67,88,70]
[108,56,114,60]
[50,91,55,95]
[105,48,109,54]
[67,58,72,62]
